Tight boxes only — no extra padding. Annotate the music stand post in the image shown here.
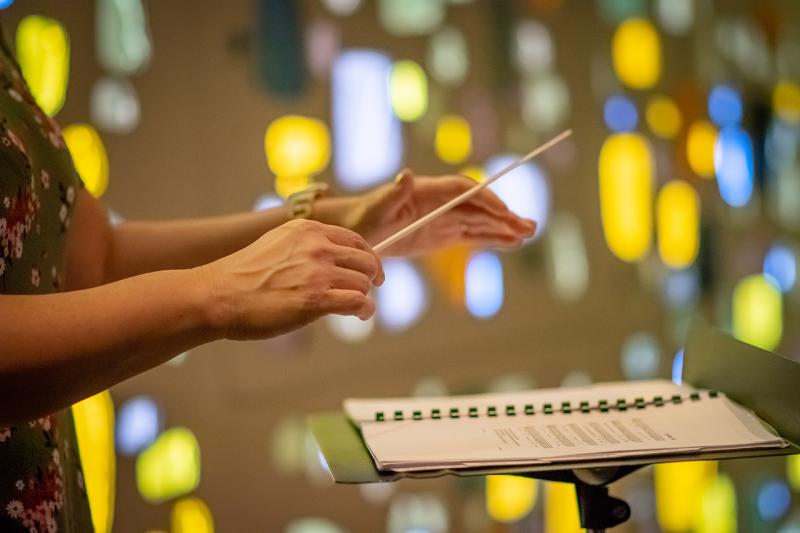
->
[528,466,638,532]
[575,482,630,532]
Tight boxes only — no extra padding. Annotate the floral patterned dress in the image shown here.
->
[0,28,93,533]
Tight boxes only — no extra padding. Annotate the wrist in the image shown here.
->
[311,196,360,230]
[189,263,232,340]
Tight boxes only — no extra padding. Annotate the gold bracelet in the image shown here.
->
[286,182,330,219]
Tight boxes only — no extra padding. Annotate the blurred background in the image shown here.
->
[3,0,800,531]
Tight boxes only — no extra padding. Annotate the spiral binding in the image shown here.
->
[372,390,720,422]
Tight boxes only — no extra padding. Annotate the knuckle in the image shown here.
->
[452,177,472,191]
[302,286,325,312]
[343,290,363,307]
[343,228,366,246]
[305,242,334,261]
[357,251,379,275]
[308,245,329,260]
[356,274,370,293]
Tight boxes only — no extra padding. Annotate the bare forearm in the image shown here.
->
[0,268,220,424]
[105,197,355,281]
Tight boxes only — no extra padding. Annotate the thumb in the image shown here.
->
[375,168,415,214]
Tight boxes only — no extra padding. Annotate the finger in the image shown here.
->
[516,217,538,236]
[496,213,537,236]
[428,222,518,249]
[462,229,524,249]
[459,182,510,217]
[322,223,372,250]
[370,169,415,219]
[456,202,537,237]
[433,175,509,217]
[427,223,463,244]
[322,225,385,284]
[332,247,385,285]
[328,267,371,295]
[320,289,375,320]
[439,205,533,238]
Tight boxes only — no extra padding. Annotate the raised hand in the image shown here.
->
[343,169,537,256]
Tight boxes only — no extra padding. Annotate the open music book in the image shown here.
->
[344,380,786,472]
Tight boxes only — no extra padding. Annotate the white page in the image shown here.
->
[364,397,782,471]
[345,381,786,472]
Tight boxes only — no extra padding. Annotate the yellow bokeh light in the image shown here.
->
[63,124,109,198]
[787,455,800,491]
[274,174,312,199]
[696,474,737,533]
[171,497,214,533]
[435,114,471,165]
[544,481,581,533]
[656,180,700,269]
[390,59,428,122]
[264,115,331,181]
[686,120,717,179]
[459,165,484,183]
[655,461,717,532]
[486,475,537,524]
[16,15,70,116]
[423,244,471,307]
[732,274,783,351]
[612,18,661,90]
[72,391,115,533]
[598,133,653,262]
[136,427,201,503]
[773,80,800,124]
[646,95,682,139]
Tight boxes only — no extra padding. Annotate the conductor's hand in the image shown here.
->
[342,169,537,256]
[199,219,384,340]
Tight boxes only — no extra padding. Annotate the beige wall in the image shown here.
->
[3,0,798,531]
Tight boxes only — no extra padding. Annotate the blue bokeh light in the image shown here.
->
[116,395,161,456]
[763,244,797,294]
[0,0,14,9]
[708,84,743,128]
[332,50,402,190]
[714,126,754,207]
[376,259,428,332]
[485,156,550,240]
[603,95,638,132]
[621,332,661,380]
[662,268,700,310]
[765,119,800,175]
[671,349,684,385]
[253,194,283,212]
[465,252,503,319]
[758,480,791,521]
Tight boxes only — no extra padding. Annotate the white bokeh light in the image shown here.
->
[90,77,141,134]
[376,259,428,332]
[485,156,550,240]
[325,314,374,343]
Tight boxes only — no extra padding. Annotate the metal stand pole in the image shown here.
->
[574,481,631,532]
[523,466,636,531]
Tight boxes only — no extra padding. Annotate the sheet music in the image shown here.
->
[345,380,786,472]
